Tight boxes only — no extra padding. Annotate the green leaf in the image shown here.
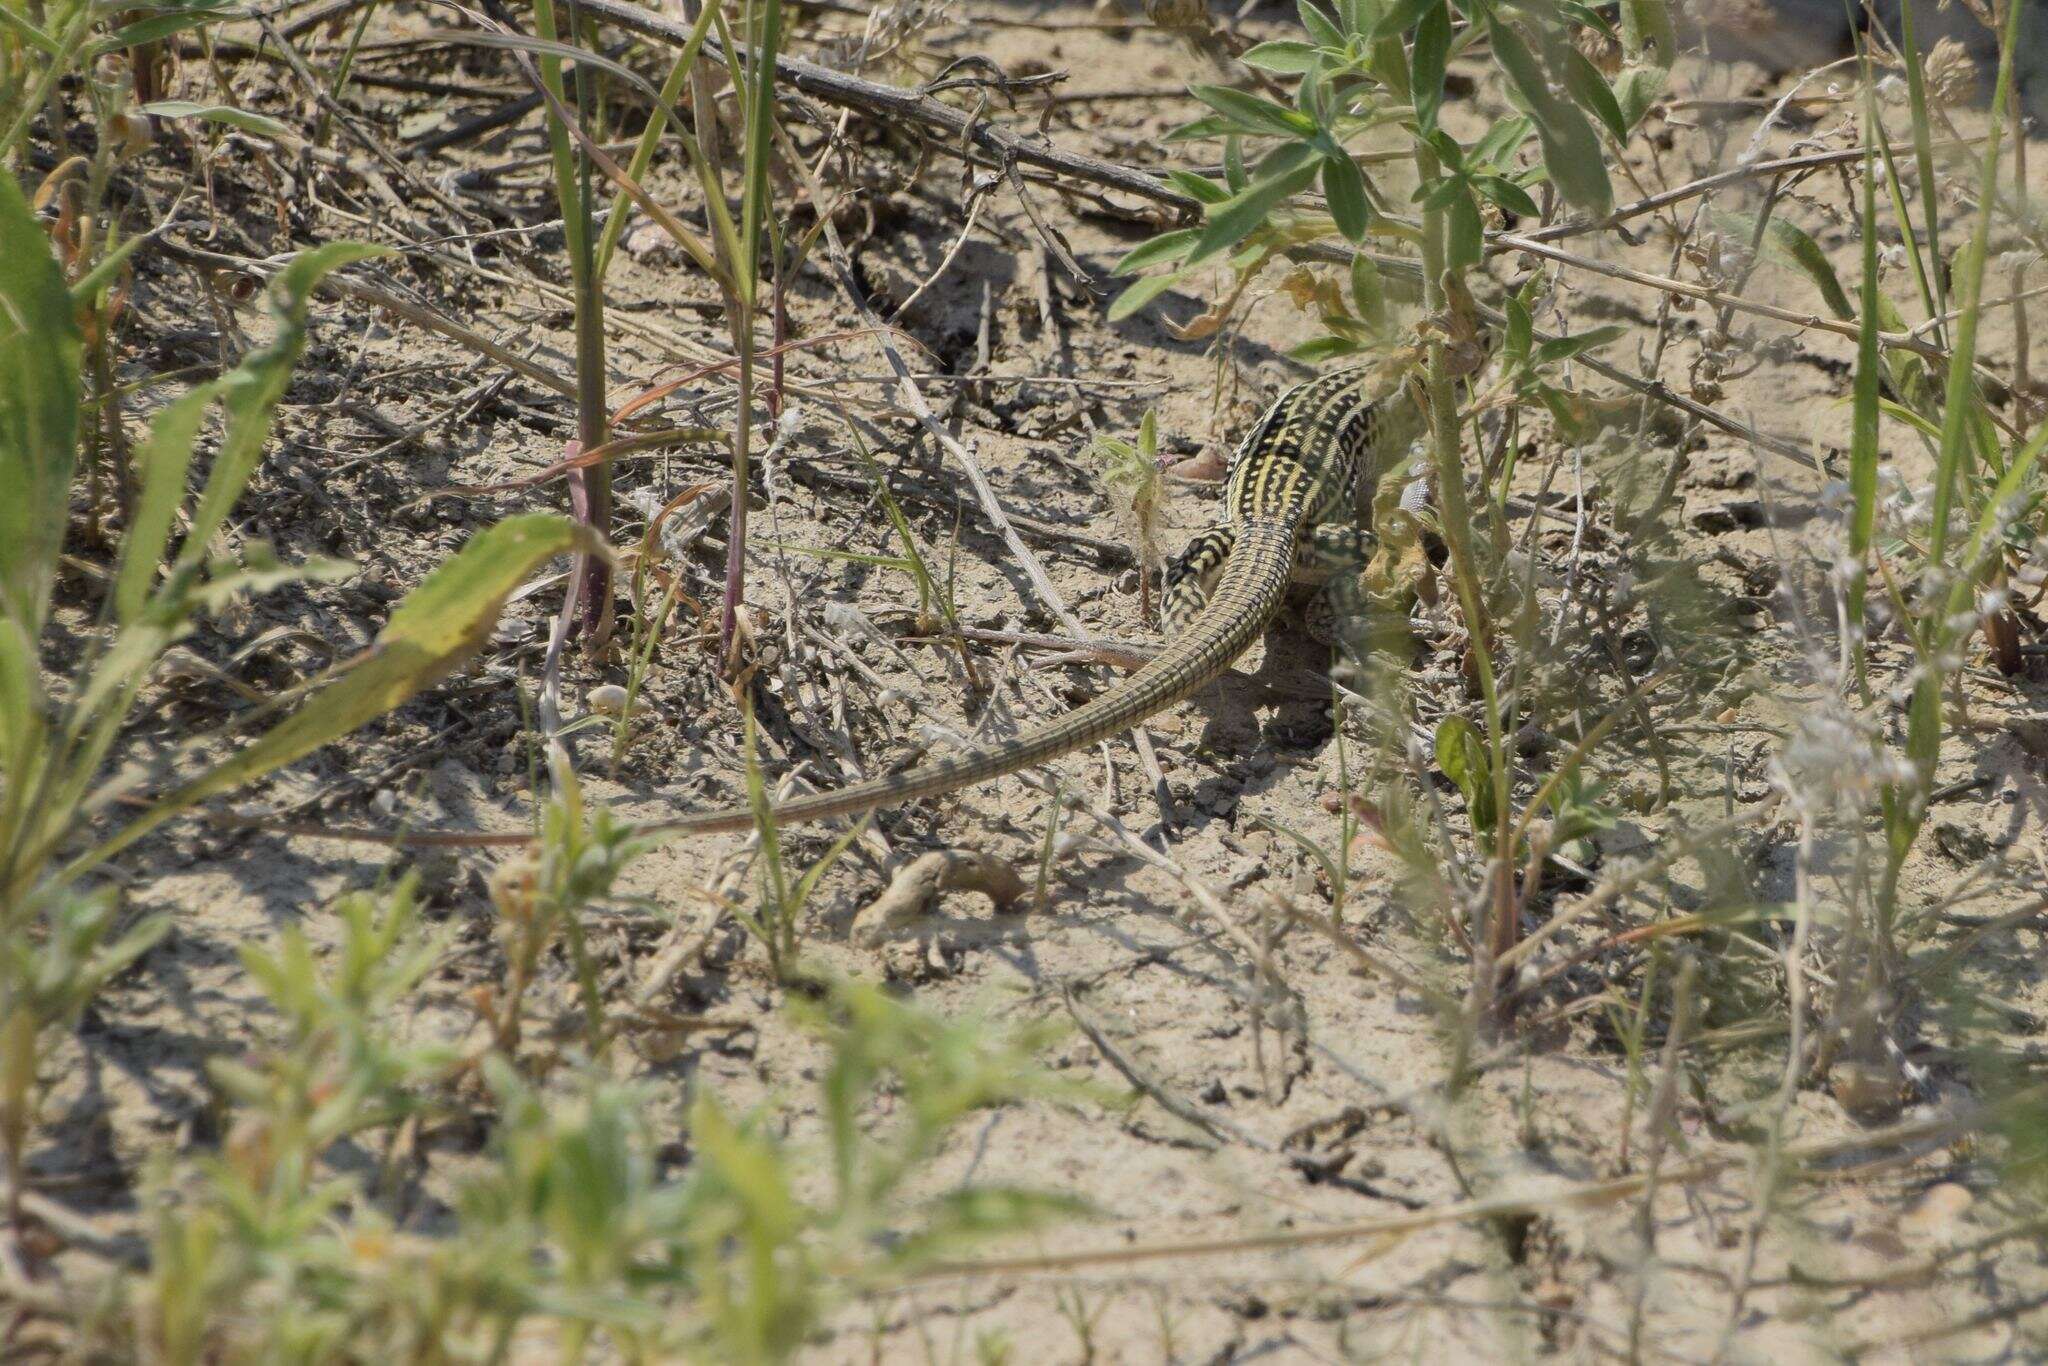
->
[1527,94,1612,217]
[138,101,293,140]
[89,514,593,870]
[1165,114,1235,142]
[1558,46,1628,144]
[68,232,149,305]
[1322,154,1371,242]
[1557,0,1620,41]
[87,6,236,55]
[1163,170,1233,204]
[1188,85,1317,139]
[1532,323,1627,367]
[1718,212,1857,321]
[1487,15,1613,217]
[1113,229,1201,276]
[70,235,385,825]
[1290,335,1365,362]
[1446,185,1484,272]
[1877,398,1943,444]
[1415,170,1467,211]
[0,6,60,58]
[111,389,209,626]
[1299,0,1346,47]
[0,618,43,807]
[1107,270,1188,321]
[736,0,785,308]
[1475,173,1540,219]
[1187,159,1320,265]
[1370,0,1436,40]
[1434,716,1495,833]
[1349,252,1386,328]
[1504,294,1533,364]
[1254,139,1320,181]
[1424,126,1465,172]
[1410,1,1451,132]
[1619,0,1677,62]
[1295,63,1331,124]
[1612,63,1668,131]
[1244,39,1321,73]
[1847,147,1882,688]
[0,160,81,639]
[190,543,356,613]
[1469,114,1535,167]
[792,814,872,915]
[1224,135,1248,192]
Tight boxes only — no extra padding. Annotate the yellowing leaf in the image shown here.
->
[84,515,595,870]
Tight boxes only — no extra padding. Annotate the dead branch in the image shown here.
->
[534,0,1201,221]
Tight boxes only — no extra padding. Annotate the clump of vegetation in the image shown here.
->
[106,848,1074,1361]
[1086,407,1170,621]
[0,164,583,1261]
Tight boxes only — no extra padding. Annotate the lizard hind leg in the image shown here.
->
[1297,523,1377,649]
[1162,526,1237,637]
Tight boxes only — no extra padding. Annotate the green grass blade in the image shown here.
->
[738,0,785,309]
[1897,0,1949,334]
[111,391,209,627]
[178,243,389,571]
[1847,144,1881,695]
[1901,0,2025,840]
[0,163,82,636]
[137,101,293,140]
[594,0,718,283]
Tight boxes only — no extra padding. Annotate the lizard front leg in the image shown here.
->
[1162,526,1237,637]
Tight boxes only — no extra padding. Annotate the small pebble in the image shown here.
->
[588,684,631,716]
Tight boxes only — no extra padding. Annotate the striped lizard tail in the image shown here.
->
[648,519,1300,836]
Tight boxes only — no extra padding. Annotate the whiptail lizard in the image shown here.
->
[647,363,1392,836]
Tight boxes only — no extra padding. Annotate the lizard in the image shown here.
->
[644,362,1395,837]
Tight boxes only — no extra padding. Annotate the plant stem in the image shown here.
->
[534,0,612,644]
[1413,140,1514,1022]
[716,0,782,673]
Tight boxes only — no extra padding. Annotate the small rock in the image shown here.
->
[587,684,632,716]
[1687,494,1766,533]
[1166,449,1228,482]
[1931,817,1998,866]
[621,218,680,264]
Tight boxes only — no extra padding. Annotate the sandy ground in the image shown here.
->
[26,0,2048,1359]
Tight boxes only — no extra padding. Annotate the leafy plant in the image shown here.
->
[1086,408,1170,621]
[124,882,1078,1362]
[738,703,869,980]
[482,745,661,1057]
[0,168,586,1247]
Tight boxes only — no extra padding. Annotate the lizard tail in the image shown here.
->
[652,519,1300,836]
